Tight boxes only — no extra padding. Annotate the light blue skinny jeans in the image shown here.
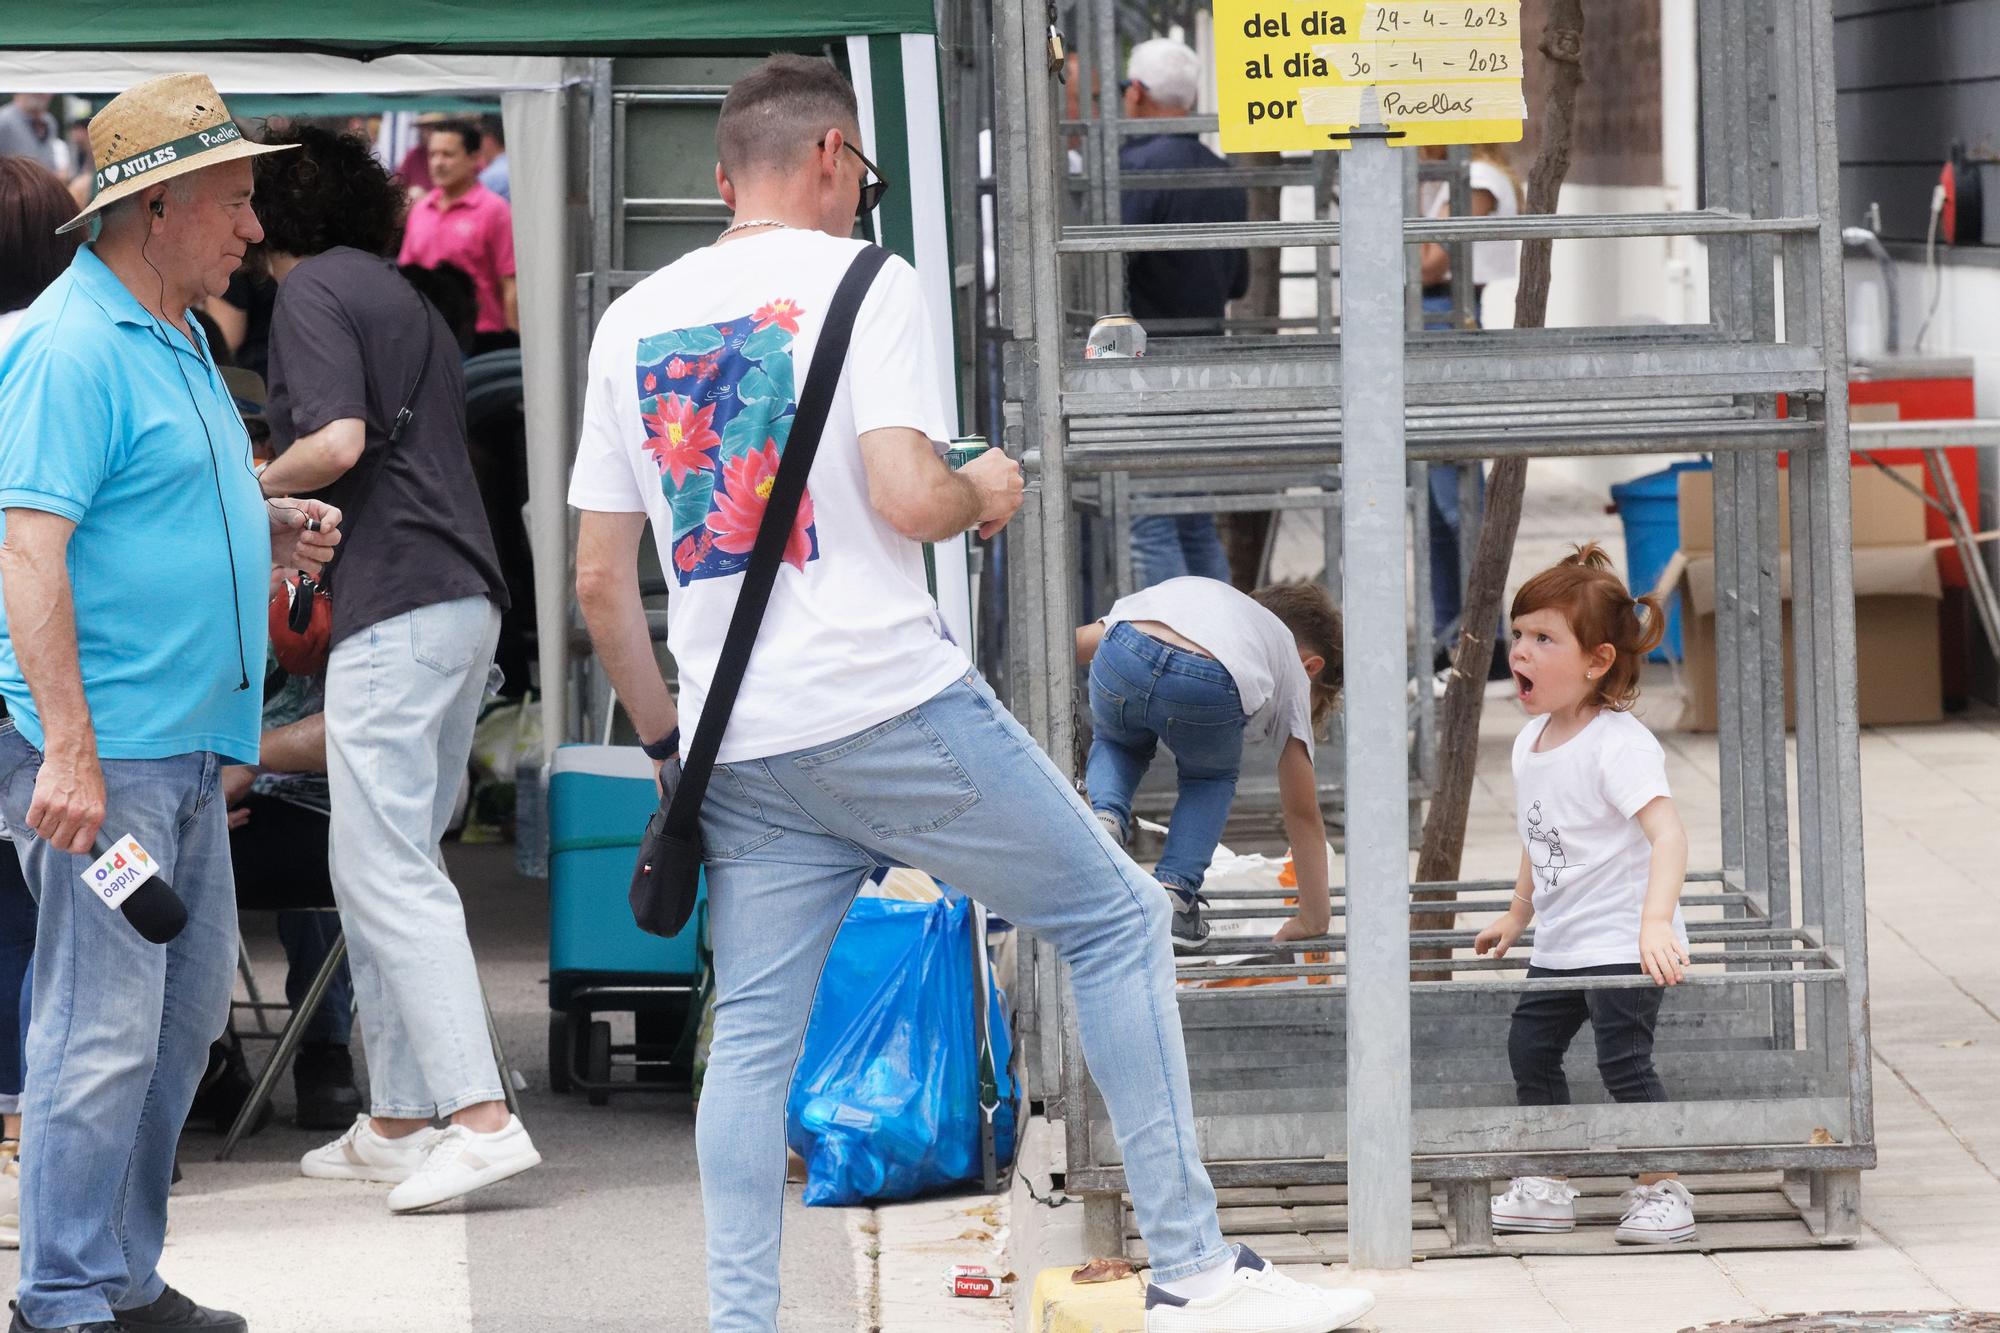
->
[696,671,1228,1331]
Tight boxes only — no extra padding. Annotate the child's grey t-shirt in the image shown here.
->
[1101,576,1316,756]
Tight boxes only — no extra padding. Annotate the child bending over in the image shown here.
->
[1075,577,1341,951]
[1475,544,1696,1245]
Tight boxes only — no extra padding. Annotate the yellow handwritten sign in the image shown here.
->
[1215,1,1526,152]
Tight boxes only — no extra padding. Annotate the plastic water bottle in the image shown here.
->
[514,758,547,879]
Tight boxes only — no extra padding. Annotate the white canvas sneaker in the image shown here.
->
[387,1114,542,1214]
[1144,1246,1375,1333]
[300,1114,445,1184]
[1490,1176,1578,1234]
[1615,1180,1697,1245]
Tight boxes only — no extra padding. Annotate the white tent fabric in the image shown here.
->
[1,49,580,760]
[500,87,577,766]
[846,34,976,653]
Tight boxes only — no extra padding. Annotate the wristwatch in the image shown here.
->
[641,727,681,762]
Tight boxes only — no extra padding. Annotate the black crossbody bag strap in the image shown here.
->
[318,278,439,586]
[663,243,892,838]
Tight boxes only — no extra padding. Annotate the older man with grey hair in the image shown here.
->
[0,95,65,175]
[1118,37,1250,590]
[0,73,339,1333]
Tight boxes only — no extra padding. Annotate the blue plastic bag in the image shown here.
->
[785,895,1018,1206]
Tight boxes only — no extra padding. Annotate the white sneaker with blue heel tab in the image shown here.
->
[1144,1245,1376,1333]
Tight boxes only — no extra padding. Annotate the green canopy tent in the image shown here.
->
[0,1,967,761]
[0,1,933,51]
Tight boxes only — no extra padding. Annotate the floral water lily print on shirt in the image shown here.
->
[635,303,817,585]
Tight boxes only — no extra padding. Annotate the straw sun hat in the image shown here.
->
[57,72,293,235]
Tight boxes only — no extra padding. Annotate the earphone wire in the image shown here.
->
[142,218,252,693]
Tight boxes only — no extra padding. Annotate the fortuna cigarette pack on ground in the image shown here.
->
[945,1265,1002,1298]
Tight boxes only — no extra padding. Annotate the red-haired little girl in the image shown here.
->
[1474,544,1696,1245]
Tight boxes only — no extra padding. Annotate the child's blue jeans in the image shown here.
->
[1086,622,1247,895]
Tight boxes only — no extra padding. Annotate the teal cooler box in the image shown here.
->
[547,745,707,1100]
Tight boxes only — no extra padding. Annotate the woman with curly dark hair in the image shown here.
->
[251,127,537,1213]
[0,155,82,346]
[0,151,81,1248]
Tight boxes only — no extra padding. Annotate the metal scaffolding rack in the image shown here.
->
[983,0,1874,1264]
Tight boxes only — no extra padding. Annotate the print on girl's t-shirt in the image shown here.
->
[634,296,818,586]
[1523,799,1586,892]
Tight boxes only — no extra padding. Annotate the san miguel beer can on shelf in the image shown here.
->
[1084,313,1147,360]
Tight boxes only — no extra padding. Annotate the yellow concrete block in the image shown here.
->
[1028,1268,1145,1333]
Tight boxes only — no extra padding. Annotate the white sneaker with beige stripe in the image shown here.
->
[300,1114,445,1185]
[387,1115,542,1214]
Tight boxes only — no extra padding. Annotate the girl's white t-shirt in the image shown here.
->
[1511,708,1686,969]
[568,231,969,764]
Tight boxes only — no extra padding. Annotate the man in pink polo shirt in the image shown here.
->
[399,119,518,354]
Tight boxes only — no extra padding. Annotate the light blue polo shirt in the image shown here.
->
[0,247,268,763]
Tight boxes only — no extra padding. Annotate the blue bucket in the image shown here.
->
[1609,459,1710,662]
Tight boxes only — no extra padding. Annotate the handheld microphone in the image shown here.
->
[85,832,189,944]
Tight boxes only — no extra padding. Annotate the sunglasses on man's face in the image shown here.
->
[816,137,891,219]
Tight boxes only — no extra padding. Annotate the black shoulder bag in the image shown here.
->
[629,243,893,938]
[324,277,440,587]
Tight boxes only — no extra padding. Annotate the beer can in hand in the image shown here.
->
[945,437,990,470]
[1084,314,1146,360]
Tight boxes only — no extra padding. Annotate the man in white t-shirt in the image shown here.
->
[570,54,1373,1333]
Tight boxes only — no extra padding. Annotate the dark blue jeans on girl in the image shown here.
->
[1086,622,1246,896]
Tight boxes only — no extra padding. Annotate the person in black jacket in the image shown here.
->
[1118,38,1248,588]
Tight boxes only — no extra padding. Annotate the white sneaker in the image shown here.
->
[1615,1180,1696,1245]
[0,1141,18,1249]
[300,1114,445,1184]
[1490,1176,1578,1234]
[386,1115,541,1214]
[1145,1246,1375,1333]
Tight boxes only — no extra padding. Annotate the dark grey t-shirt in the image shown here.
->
[266,247,508,645]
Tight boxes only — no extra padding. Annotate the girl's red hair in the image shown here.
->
[1510,543,1665,711]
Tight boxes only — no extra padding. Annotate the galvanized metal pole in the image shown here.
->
[1338,125,1413,1270]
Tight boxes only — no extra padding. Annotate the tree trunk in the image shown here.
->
[1411,0,1587,942]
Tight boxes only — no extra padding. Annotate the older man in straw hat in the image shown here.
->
[0,74,340,1333]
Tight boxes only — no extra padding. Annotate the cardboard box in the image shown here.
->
[1677,466,1943,730]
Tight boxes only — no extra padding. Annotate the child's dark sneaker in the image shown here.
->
[1165,884,1210,952]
